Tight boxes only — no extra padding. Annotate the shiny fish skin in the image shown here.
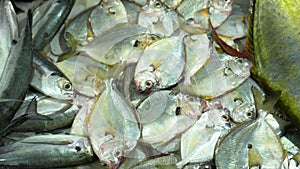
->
[78,23,147,66]
[32,0,75,51]
[0,11,33,134]
[12,95,79,132]
[0,134,96,168]
[31,50,75,100]
[179,53,251,99]
[0,0,19,77]
[177,105,231,168]
[87,79,140,168]
[89,0,128,37]
[134,31,186,92]
[215,110,285,169]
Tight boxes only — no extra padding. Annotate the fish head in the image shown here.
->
[141,0,166,15]
[231,102,256,123]
[46,72,75,100]
[134,70,158,93]
[73,137,95,157]
[98,140,126,169]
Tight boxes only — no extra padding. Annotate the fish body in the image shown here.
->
[0,134,95,168]
[0,11,33,133]
[177,103,231,168]
[134,31,186,92]
[0,0,19,77]
[86,79,140,168]
[32,0,75,51]
[215,110,285,169]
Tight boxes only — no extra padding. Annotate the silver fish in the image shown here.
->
[0,0,19,77]
[31,50,75,100]
[86,79,140,169]
[89,0,128,37]
[138,90,195,150]
[179,53,251,99]
[215,101,285,168]
[32,0,75,51]
[0,134,95,168]
[134,30,186,92]
[0,11,33,133]
[177,103,231,168]
[138,0,179,37]
[78,23,147,66]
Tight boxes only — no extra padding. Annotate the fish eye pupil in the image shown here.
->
[247,144,253,149]
[64,82,72,90]
[222,115,229,121]
[155,1,162,8]
[247,112,252,117]
[75,146,81,152]
[145,80,153,88]
[115,150,121,157]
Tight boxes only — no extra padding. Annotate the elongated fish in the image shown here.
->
[32,0,75,51]
[0,134,95,168]
[0,11,33,133]
[0,0,19,77]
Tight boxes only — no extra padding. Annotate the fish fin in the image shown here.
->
[87,17,95,40]
[57,32,78,62]
[262,91,281,113]
[0,97,51,137]
[251,86,265,111]
[247,144,263,168]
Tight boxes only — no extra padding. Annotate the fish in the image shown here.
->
[183,34,210,85]
[0,134,96,168]
[179,52,251,99]
[134,30,186,92]
[138,90,195,151]
[0,0,19,77]
[86,79,140,169]
[215,87,285,169]
[32,0,75,51]
[177,101,231,168]
[31,50,75,100]
[138,0,179,37]
[78,23,147,66]
[0,10,33,134]
[89,0,128,37]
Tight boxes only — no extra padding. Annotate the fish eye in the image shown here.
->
[150,35,157,41]
[246,112,253,117]
[154,0,163,8]
[63,81,72,91]
[222,114,230,122]
[75,146,81,152]
[145,80,154,89]
[108,7,116,15]
[114,150,122,158]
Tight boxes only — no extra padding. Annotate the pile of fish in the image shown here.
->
[0,0,299,168]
